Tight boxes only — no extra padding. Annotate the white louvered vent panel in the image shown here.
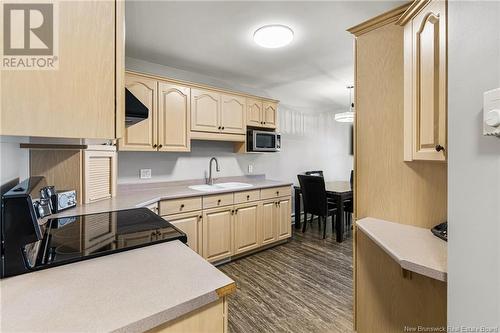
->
[87,157,112,202]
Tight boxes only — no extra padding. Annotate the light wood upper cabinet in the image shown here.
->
[158,82,191,152]
[202,207,233,262]
[1,0,118,139]
[246,98,263,127]
[260,200,278,246]
[262,101,278,129]
[167,212,202,254]
[277,198,292,240]
[191,89,220,133]
[400,0,447,162]
[233,202,260,255]
[118,74,157,151]
[221,94,246,134]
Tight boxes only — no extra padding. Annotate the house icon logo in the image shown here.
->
[1,2,59,70]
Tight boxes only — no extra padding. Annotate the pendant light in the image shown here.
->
[335,85,355,123]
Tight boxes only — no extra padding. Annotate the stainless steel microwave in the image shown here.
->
[247,130,281,152]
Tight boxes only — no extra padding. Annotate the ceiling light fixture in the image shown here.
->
[253,25,294,48]
[335,85,355,123]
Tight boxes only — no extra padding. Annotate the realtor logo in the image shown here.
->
[1,2,58,70]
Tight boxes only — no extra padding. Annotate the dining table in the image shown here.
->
[294,180,353,242]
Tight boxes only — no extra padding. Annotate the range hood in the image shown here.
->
[125,88,149,127]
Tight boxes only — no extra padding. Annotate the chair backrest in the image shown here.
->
[305,170,324,177]
[297,174,328,216]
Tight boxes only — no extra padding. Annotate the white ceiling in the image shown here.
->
[125,1,402,113]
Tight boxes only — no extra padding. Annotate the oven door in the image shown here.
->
[253,131,278,152]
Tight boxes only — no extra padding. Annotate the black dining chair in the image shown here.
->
[305,170,324,177]
[297,174,337,239]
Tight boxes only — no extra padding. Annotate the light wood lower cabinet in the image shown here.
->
[260,200,278,246]
[165,211,203,255]
[202,207,233,262]
[233,202,260,255]
[157,188,292,262]
[277,198,292,240]
[148,297,227,333]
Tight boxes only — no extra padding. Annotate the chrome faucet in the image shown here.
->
[206,157,220,185]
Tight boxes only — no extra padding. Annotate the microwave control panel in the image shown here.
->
[483,88,500,136]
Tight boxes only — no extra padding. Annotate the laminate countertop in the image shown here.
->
[356,217,447,282]
[0,240,235,333]
[52,175,293,219]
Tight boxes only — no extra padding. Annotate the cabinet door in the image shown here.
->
[166,212,202,254]
[260,200,278,246]
[262,101,278,129]
[191,89,220,133]
[118,74,157,151]
[411,0,446,161]
[221,94,246,134]
[202,207,233,262]
[157,82,191,152]
[1,1,115,139]
[277,198,292,240]
[246,98,263,127]
[233,202,260,255]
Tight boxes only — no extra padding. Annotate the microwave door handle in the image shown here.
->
[253,131,258,151]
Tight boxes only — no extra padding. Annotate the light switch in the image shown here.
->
[483,88,500,136]
[140,169,152,179]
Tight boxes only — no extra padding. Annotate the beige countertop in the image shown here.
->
[52,175,293,219]
[356,217,447,282]
[0,241,235,333]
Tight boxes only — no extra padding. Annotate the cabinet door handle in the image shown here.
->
[435,144,445,152]
[222,126,225,130]
[218,126,221,130]
[198,215,203,220]
[153,144,157,148]
[158,144,163,149]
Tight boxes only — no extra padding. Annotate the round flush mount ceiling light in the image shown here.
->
[253,25,294,48]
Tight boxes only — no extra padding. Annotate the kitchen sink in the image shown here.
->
[188,182,253,192]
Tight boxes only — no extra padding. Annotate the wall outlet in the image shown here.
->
[140,169,152,179]
[248,164,254,174]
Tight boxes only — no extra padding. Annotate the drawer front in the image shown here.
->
[203,193,234,209]
[234,190,260,204]
[260,186,291,200]
[159,197,202,216]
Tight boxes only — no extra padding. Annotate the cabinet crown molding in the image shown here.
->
[396,0,433,26]
[347,2,411,36]
[125,70,279,104]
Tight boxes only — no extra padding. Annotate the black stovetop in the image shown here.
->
[32,208,187,269]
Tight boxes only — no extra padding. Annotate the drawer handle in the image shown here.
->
[217,199,221,205]
[276,191,280,195]
[247,195,250,200]
[180,204,185,210]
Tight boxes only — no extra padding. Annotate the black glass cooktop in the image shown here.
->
[31,208,187,269]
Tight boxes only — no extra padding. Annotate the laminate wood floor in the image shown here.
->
[219,221,353,333]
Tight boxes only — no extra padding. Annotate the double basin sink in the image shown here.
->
[188,182,253,192]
